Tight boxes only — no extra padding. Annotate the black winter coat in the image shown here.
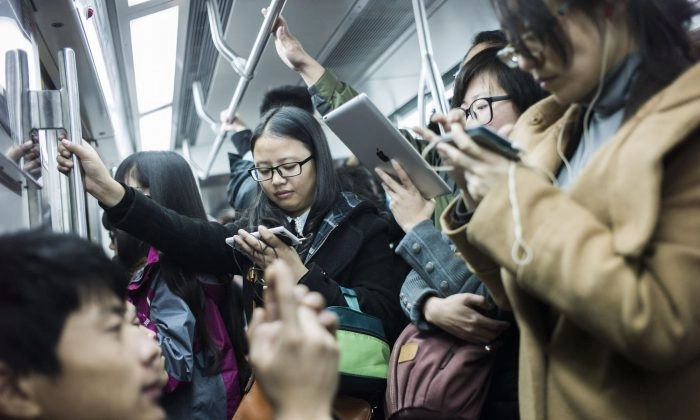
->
[104,187,407,341]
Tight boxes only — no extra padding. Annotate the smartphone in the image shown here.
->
[225,226,303,248]
[434,125,522,161]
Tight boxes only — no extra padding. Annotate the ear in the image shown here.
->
[0,362,42,419]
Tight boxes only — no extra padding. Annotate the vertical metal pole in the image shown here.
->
[6,49,43,227]
[412,0,449,116]
[59,48,88,238]
[200,0,286,179]
[417,64,427,128]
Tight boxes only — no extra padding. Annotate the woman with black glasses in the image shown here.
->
[436,0,700,419]
[56,106,405,349]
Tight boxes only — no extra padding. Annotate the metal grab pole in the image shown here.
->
[412,0,449,117]
[6,50,43,228]
[200,0,286,179]
[417,63,427,127]
[205,0,247,77]
[59,48,88,238]
[192,81,218,130]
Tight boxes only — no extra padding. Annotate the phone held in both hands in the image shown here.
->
[435,125,522,161]
[225,226,303,248]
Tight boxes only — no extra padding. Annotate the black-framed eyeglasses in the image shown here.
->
[248,155,314,182]
[459,95,512,125]
[496,0,574,69]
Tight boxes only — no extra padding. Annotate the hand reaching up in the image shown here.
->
[262,8,325,85]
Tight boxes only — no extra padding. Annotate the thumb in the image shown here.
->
[276,24,286,41]
[460,293,493,311]
[61,138,93,159]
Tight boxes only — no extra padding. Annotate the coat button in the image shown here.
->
[425,262,434,273]
[412,243,421,252]
[440,281,449,291]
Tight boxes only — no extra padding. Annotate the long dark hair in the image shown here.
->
[248,107,340,236]
[491,0,697,115]
[110,154,149,275]
[116,151,250,389]
[451,46,547,114]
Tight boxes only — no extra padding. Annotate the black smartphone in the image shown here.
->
[434,125,522,161]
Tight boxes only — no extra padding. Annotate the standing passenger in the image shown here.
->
[107,151,249,420]
[437,0,700,419]
[57,107,405,404]
[0,231,167,420]
[376,46,545,419]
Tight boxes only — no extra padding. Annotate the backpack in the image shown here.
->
[385,324,496,419]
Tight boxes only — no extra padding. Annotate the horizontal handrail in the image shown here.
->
[205,0,247,77]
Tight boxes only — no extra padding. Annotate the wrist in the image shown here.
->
[398,217,429,234]
[298,60,325,86]
[423,297,442,324]
[96,179,126,208]
[293,264,310,283]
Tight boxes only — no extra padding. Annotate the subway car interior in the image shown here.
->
[3,0,700,241]
[3,1,700,420]
[0,0,513,242]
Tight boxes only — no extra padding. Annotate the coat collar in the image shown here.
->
[512,62,700,255]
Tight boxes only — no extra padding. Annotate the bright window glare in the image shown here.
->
[139,107,172,151]
[0,17,37,91]
[130,6,179,113]
[128,0,151,6]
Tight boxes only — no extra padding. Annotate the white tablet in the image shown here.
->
[323,93,451,199]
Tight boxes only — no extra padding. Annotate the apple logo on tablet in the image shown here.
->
[376,148,390,162]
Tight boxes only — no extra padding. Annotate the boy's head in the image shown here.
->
[0,230,165,420]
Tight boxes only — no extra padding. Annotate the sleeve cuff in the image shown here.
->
[101,182,135,220]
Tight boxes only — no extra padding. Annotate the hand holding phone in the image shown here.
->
[226,226,303,248]
[434,125,522,161]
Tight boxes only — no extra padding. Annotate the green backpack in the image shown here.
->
[329,287,391,396]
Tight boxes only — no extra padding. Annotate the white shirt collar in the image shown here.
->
[287,209,310,236]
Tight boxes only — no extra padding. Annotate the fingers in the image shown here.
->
[459,294,510,333]
[460,293,492,311]
[374,167,402,195]
[412,126,440,142]
[299,289,326,313]
[262,7,287,37]
[248,307,267,334]
[264,260,300,330]
[389,160,418,193]
[436,141,478,175]
[257,226,286,249]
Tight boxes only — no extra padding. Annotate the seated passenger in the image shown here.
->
[57,106,405,351]
[0,230,167,420]
[434,1,700,419]
[108,151,249,420]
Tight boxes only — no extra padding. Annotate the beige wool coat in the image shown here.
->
[442,63,700,420]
